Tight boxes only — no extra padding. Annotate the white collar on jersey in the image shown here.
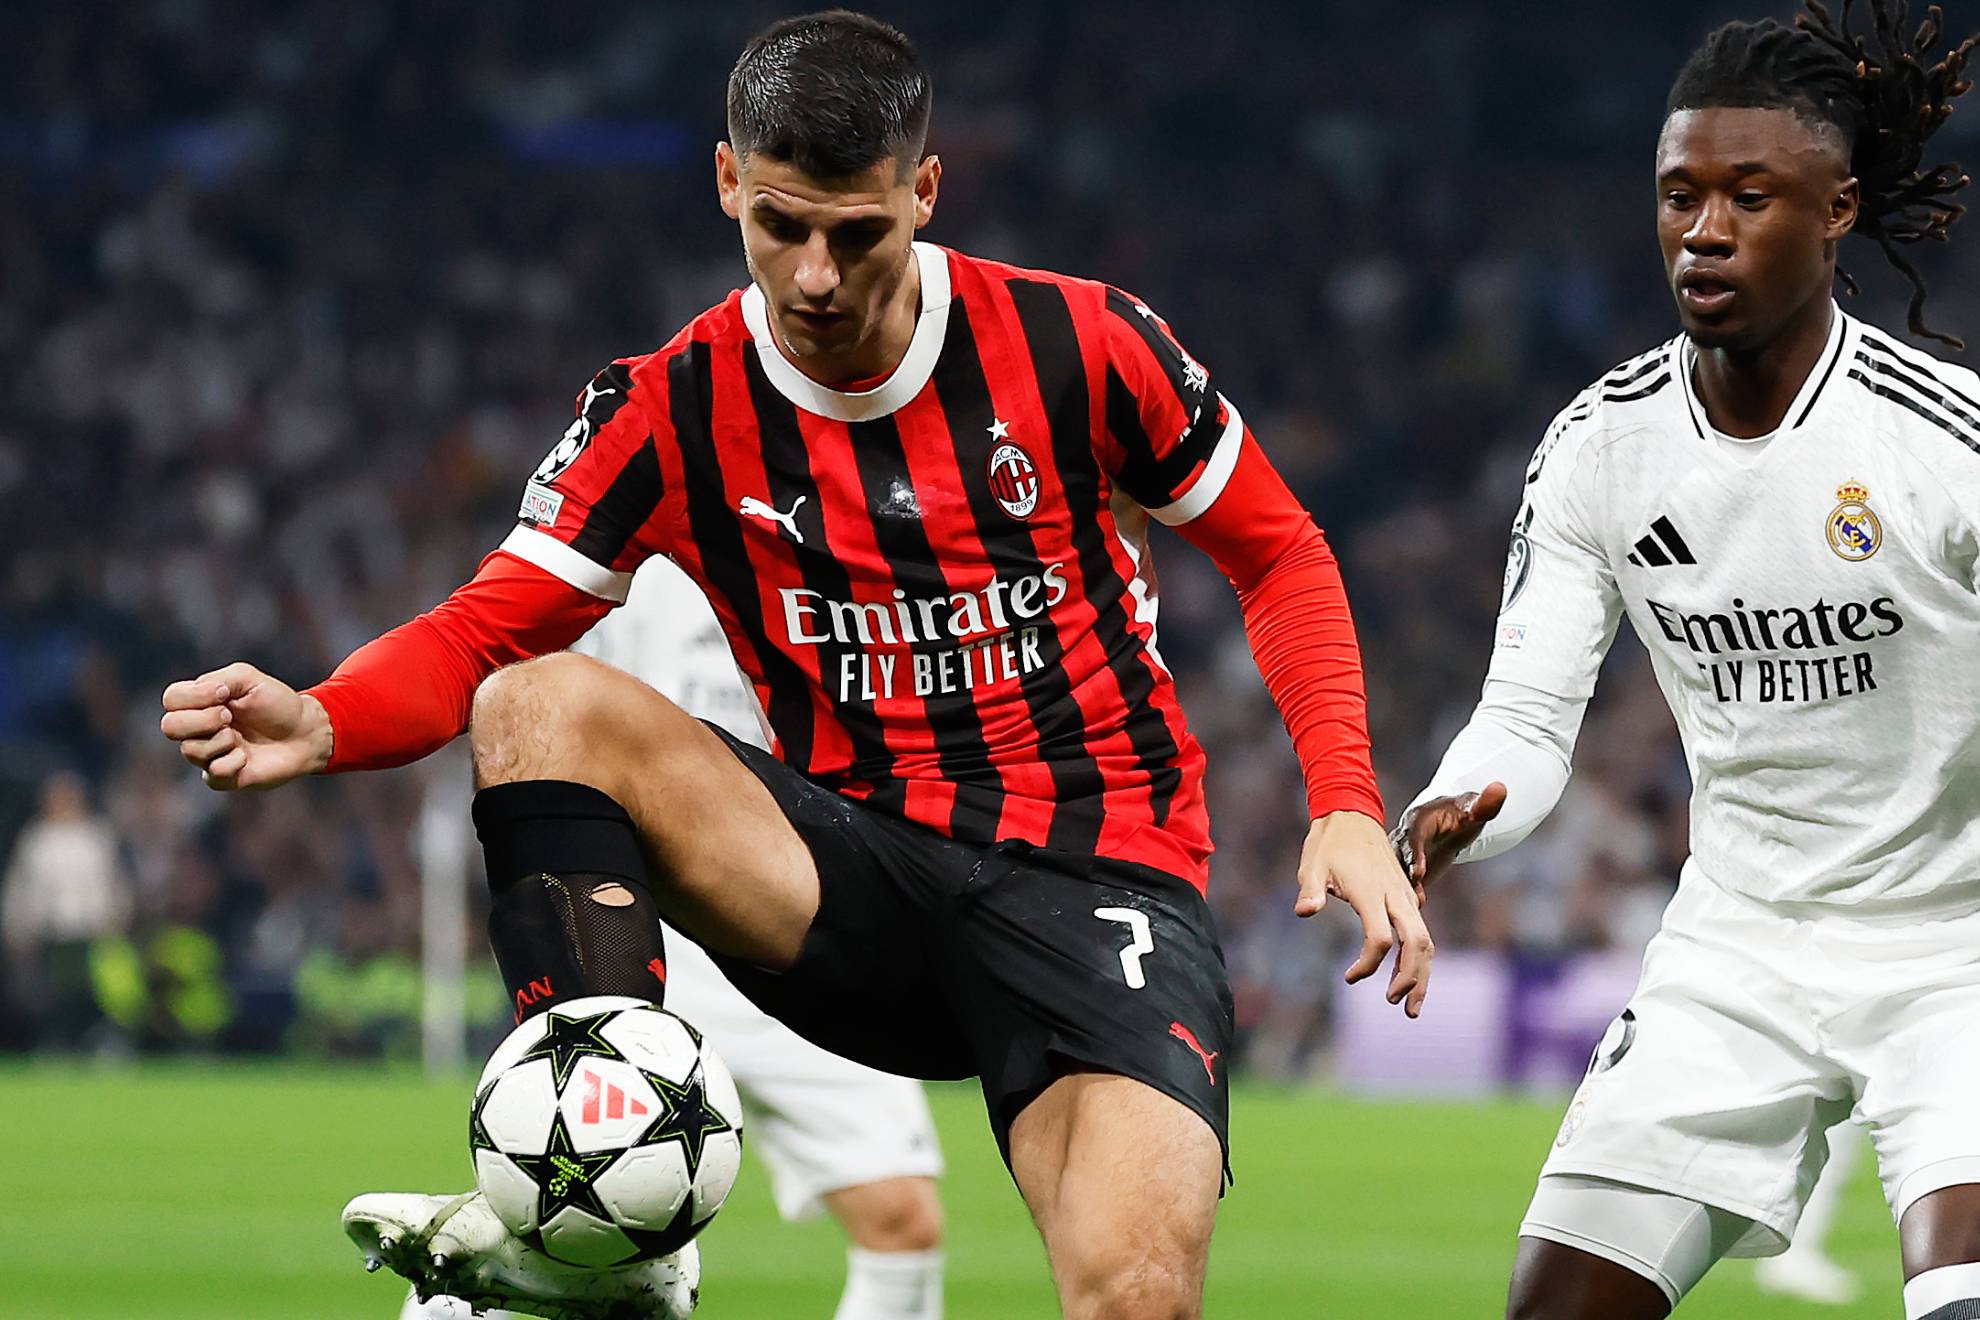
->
[740,240,952,423]
[1678,299,1855,443]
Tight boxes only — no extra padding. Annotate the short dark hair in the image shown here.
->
[726,10,932,180]
[1667,1,1978,347]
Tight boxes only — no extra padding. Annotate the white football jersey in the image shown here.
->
[574,557,769,748]
[1492,305,1980,911]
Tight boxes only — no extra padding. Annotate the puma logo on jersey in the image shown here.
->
[1169,1020,1221,1084]
[740,495,806,544]
[1626,516,1698,568]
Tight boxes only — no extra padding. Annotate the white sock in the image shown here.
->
[1905,1261,1980,1319]
[398,1291,519,1320]
[1784,1121,1866,1261]
[833,1246,945,1320]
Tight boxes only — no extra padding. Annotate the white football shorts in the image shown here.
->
[1534,864,1980,1256]
[662,929,943,1222]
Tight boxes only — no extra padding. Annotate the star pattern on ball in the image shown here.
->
[508,1109,618,1227]
[469,1082,499,1153]
[510,1007,628,1091]
[636,1065,736,1180]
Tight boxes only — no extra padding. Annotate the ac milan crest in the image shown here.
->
[988,441,1040,519]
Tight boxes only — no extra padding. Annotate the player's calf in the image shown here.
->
[475,777,672,1018]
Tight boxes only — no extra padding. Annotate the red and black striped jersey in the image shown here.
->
[501,243,1260,887]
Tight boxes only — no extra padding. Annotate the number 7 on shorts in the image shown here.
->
[1095,907,1154,989]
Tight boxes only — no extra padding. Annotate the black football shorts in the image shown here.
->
[699,727,1234,1172]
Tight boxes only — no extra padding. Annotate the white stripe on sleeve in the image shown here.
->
[1148,395,1245,526]
[498,526,634,604]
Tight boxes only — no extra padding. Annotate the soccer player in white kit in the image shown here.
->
[404,555,946,1319]
[1396,4,1980,1317]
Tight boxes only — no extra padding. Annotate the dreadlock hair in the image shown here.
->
[1667,1,1978,347]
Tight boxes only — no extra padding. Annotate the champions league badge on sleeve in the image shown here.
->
[1501,531,1533,610]
[1826,481,1882,562]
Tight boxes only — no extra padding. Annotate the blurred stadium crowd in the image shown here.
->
[5,1,1972,1071]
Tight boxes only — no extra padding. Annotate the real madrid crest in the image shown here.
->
[1826,480,1882,561]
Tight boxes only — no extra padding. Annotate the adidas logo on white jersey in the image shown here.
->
[1627,516,1697,569]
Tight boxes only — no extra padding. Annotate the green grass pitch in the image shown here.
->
[0,1063,1900,1317]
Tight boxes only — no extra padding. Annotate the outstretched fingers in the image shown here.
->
[1340,887,1435,1015]
[1384,891,1435,1017]
[1342,896,1397,986]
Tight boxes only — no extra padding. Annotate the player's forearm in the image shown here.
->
[307,617,490,771]
[1173,435,1382,820]
[1233,523,1384,822]
[306,550,613,772]
[1409,679,1581,861]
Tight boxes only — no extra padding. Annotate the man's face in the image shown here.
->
[1655,106,1858,351]
[718,146,940,373]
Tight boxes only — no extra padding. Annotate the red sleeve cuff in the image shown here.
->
[1306,785,1388,825]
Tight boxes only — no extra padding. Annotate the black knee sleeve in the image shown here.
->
[473,780,668,1021]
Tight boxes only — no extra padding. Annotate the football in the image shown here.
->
[469,994,744,1267]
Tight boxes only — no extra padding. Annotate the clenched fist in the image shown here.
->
[160,663,334,791]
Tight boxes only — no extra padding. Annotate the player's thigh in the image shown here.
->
[1512,1174,1754,1318]
[1903,1184,1980,1279]
[1849,973,1980,1276]
[955,846,1234,1170]
[1010,1071,1221,1319]
[471,652,817,967]
[1544,884,1852,1251]
[1507,1237,1672,1320]
[698,750,981,1082]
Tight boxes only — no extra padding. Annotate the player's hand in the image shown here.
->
[1391,782,1507,903]
[1296,810,1436,1017]
[159,662,334,791]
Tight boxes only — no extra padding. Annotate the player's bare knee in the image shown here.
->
[1057,1217,1208,1320]
[1062,1258,1201,1320]
[835,1177,944,1252]
[471,653,664,785]
[1901,1183,1980,1277]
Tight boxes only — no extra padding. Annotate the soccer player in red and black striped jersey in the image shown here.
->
[161,11,1431,1316]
